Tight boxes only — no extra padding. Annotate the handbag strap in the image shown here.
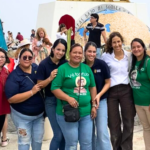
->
[78,64,81,103]
[61,63,81,104]
[26,76,44,101]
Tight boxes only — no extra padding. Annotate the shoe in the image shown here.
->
[1,137,9,147]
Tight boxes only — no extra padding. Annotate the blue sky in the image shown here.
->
[0,0,149,38]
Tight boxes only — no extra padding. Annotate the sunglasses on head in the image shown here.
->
[22,56,33,60]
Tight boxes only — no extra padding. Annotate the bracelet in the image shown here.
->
[92,104,97,108]
[30,90,33,96]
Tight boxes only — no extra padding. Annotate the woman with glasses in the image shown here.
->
[5,48,45,150]
[0,48,10,133]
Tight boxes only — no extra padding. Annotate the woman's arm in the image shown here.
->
[89,87,97,119]
[37,69,57,88]
[94,79,110,105]
[8,84,41,104]
[52,89,78,108]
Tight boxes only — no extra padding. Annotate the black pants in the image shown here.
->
[71,40,75,46]
[107,84,136,150]
[0,115,6,132]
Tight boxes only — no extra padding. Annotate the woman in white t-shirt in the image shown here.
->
[56,24,73,42]
[101,32,135,150]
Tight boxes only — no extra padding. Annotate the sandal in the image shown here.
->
[1,137,9,147]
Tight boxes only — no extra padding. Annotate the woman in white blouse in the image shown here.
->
[56,24,73,42]
[102,32,135,150]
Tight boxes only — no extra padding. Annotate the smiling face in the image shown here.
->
[52,43,66,60]
[111,36,123,52]
[19,51,33,68]
[70,46,83,65]
[85,45,96,62]
[0,52,6,68]
[131,41,145,58]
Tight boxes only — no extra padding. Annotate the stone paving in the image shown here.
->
[0,125,145,150]
[1,115,145,150]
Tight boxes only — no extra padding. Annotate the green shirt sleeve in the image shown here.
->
[51,66,64,91]
[89,67,96,87]
[147,58,150,79]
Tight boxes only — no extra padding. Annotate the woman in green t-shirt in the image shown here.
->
[51,43,97,150]
[130,38,150,150]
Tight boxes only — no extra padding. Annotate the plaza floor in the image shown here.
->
[1,125,145,150]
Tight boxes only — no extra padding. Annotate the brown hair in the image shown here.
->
[58,24,66,32]
[42,38,52,47]
[15,44,30,59]
[106,32,124,54]
[36,27,47,41]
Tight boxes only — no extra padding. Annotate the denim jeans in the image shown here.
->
[45,96,65,150]
[96,48,102,59]
[56,114,93,150]
[93,98,112,150]
[10,107,44,150]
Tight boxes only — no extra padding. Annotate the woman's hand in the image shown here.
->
[94,93,101,109]
[50,69,58,81]
[67,97,78,108]
[91,107,97,119]
[35,46,41,51]
[31,84,41,95]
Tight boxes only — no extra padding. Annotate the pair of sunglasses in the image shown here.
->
[22,56,33,60]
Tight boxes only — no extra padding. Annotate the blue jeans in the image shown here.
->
[56,114,93,150]
[93,99,111,150]
[10,107,44,150]
[45,96,65,150]
[96,48,102,59]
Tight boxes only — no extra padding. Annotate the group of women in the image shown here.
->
[0,30,150,150]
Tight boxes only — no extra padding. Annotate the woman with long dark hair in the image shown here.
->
[36,39,67,150]
[102,32,135,150]
[130,38,150,150]
[0,48,10,132]
[84,42,111,150]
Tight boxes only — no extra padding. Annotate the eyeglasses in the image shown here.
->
[22,56,33,60]
[0,56,6,59]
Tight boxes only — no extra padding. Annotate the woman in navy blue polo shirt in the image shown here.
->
[5,48,44,150]
[36,39,67,150]
[84,42,111,150]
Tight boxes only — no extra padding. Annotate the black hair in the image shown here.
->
[84,41,97,52]
[50,39,67,60]
[19,48,33,58]
[106,32,124,54]
[0,48,10,66]
[130,38,148,75]
[70,43,83,53]
[18,32,20,34]
[91,13,99,22]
